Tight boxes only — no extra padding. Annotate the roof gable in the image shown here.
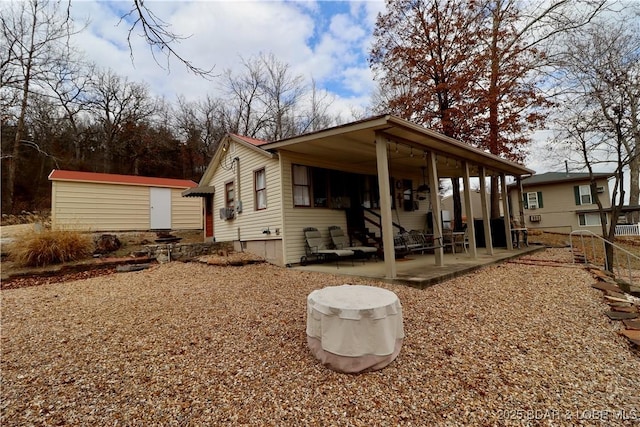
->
[48,170,197,189]
[198,134,275,186]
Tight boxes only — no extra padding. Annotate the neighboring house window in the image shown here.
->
[579,213,602,226]
[523,191,543,209]
[574,185,592,205]
[254,168,267,210]
[293,164,310,206]
[225,181,235,209]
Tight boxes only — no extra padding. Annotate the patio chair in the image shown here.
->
[328,226,377,260]
[301,227,354,267]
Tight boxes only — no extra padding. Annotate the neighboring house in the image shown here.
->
[185,114,533,278]
[507,171,615,233]
[49,170,202,231]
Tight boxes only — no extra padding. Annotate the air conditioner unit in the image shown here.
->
[597,186,605,193]
[236,200,243,213]
[529,215,542,222]
[219,207,234,220]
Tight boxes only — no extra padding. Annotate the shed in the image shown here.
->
[49,170,202,231]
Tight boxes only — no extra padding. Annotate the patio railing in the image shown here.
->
[570,230,640,288]
[615,223,640,236]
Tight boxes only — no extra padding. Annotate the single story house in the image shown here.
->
[49,170,202,231]
[184,114,534,279]
[506,171,615,233]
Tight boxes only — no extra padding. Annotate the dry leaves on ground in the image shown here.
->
[1,248,639,426]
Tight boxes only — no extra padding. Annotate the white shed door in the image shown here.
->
[150,187,172,229]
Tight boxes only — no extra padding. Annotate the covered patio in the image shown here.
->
[295,244,544,288]
[265,115,535,278]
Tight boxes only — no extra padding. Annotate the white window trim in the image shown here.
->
[579,185,592,205]
[527,192,539,209]
[579,213,601,226]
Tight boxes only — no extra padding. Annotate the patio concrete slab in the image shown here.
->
[293,245,545,288]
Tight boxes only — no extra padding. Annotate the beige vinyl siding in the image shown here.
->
[509,179,610,233]
[51,181,202,231]
[171,188,202,229]
[52,181,150,231]
[209,141,283,244]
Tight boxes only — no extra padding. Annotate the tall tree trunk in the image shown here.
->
[629,157,639,223]
[7,5,37,214]
[488,2,502,219]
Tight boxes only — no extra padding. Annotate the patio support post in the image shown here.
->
[501,173,514,250]
[375,134,397,279]
[479,167,494,255]
[427,151,444,266]
[462,161,477,258]
[516,176,525,226]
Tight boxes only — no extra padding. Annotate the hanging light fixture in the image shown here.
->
[416,166,430,195]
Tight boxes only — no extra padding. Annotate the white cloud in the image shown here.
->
[67,1,386,121]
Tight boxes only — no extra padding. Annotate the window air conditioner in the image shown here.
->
[529,215,541,222]
[219,207,234,220]
[596,186,605,193]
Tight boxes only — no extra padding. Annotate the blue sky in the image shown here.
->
[68,0,385,117]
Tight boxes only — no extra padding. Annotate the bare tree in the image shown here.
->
[0,0,83,213]
[551,9,640,270]
[221,53,309,141]
[85,69,156,173]
[121,0,214,78]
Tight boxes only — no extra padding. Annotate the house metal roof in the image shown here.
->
[258,114,534,177]
[517,171,615,187]
[230,134,269,146]
[48,170,198,189]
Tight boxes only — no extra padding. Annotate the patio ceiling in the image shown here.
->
[262,115,534,178]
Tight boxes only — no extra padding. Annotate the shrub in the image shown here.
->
[9,229,94,267]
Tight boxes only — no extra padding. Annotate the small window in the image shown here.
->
[292,164,310,207]
[527,192,539,209]
[579,213,601,226]
[225,181,234,209]
[579,185,592,205]
[254,168,267,210]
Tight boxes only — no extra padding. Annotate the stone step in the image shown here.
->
[605,311,638,320]
[610,305,639,314]
[623,319,640,330]
[592,282,622,293]
[619,329,640,346]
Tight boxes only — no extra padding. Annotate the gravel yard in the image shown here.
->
[2,248,639,426]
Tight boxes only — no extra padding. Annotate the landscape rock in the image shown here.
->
[93,234,121,254]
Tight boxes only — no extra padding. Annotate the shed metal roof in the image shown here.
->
[48,170,198,189]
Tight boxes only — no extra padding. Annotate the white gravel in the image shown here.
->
[1,248,639,426]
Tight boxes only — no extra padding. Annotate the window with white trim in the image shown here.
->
[579,213,601,226]
[225,181,234,209]
[292,165,310,207]
[254,168,266,210]
[579,185,592,205]
[527,192,539,209]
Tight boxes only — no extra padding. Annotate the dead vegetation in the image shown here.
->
[7,229,94,267]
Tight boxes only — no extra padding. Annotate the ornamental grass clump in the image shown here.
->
[10,229,94,267]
